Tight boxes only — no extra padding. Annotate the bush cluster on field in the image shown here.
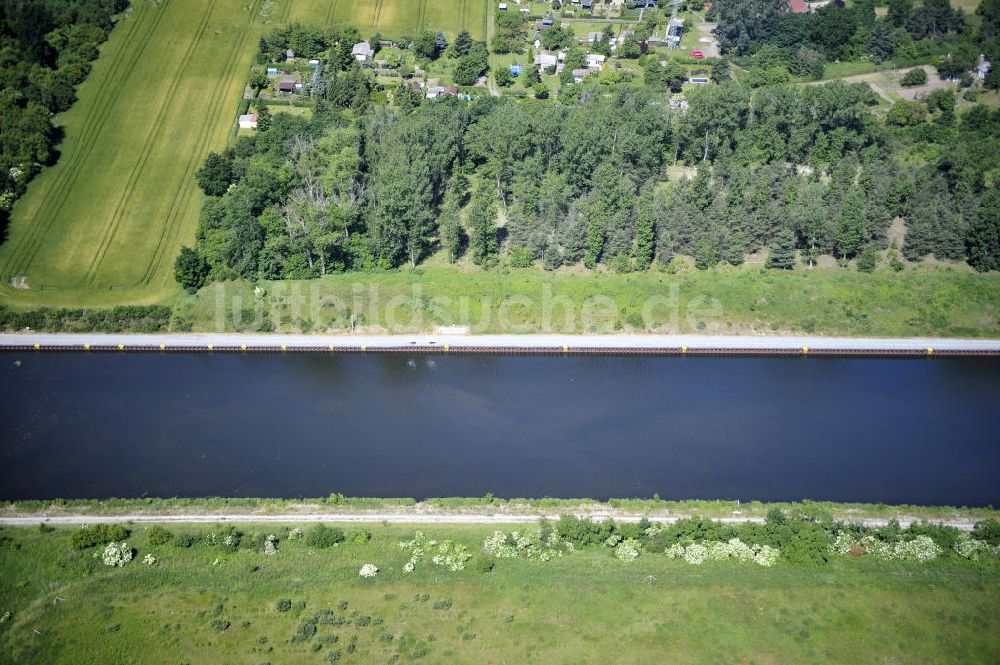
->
[0,305,172,333]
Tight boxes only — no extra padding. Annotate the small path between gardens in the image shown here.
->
[0,512,980,530]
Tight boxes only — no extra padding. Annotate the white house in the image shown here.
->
[238,114,258,129]
[534,50,558,69]
[499,2,508,9]
[352,41,375,61]
[586,53,606,70]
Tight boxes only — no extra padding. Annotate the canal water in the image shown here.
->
[1,353,998,505]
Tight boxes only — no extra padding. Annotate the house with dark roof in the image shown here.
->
[277,76,300,93]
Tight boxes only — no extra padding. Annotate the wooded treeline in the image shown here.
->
[712,0,999,86]
[0,0,128,230]
[179,70,1000,291]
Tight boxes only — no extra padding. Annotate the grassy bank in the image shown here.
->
[1,521,998,664]
[5,497,998,524]
[168,264,1000,337]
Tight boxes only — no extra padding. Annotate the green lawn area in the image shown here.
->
[1,522,998,664]
[170,262,1000,337]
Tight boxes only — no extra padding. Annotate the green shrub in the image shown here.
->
[474,557,495,574]
[431,600,452,611]
[146,526,174,546]
[973,518,1000,545]
[210,619,230,632]
[900,67,927,87]
[856,245,878,273]
[291,618,317,643]
[354,615,371,627]
[349,529,372,544]
[69,524,129,549]
[172,532,198,548]
[326,650,341,662]
[275,599,292,613]
[306,524,345,549]
[509,245,534,268]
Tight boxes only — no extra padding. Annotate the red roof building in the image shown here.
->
[788,0,808,12]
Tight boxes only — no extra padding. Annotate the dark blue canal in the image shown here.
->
[1,353,998,505]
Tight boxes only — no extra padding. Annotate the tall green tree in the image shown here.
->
[174,246,209,291]
[468,180,498,265]
[439,187,465,263]
[967,190,1000,272]
[835,189,866,259]
[766,227,797,269]
[632,191,657,270]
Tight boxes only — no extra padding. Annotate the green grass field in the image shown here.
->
[1,522,998,664]
[173,262,1000,337]
[0,0,487,311]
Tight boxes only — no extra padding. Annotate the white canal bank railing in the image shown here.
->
[2,333,1000,356]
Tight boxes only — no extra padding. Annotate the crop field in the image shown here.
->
[0,0,487,311]
[1,522,998,664]
[287,0,489,37]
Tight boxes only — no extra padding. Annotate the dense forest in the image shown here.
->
[173,11,1000,290]
[0,0,128,234]
[181,84,1000,287]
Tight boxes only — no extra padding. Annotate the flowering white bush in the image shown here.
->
[831,531,857,555]
[359,563,378,578]
[893,535,941,561]
[753,545,780,567]
[614,538,641,562]
[706,538,755,563]
[431,541,472,571]
[262,534,278,557]
[403,561,415,573]
[287,528,303,540]
[484,531,518,558]
[483,528,572,561]
[143,554,156,566]
[96,542,133,567]
[399,531,438,571]
[683,543,708,565]
[954,536,989,560]
[665,540,779,566]
[604,534,622,548]
[831,533,941,562]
